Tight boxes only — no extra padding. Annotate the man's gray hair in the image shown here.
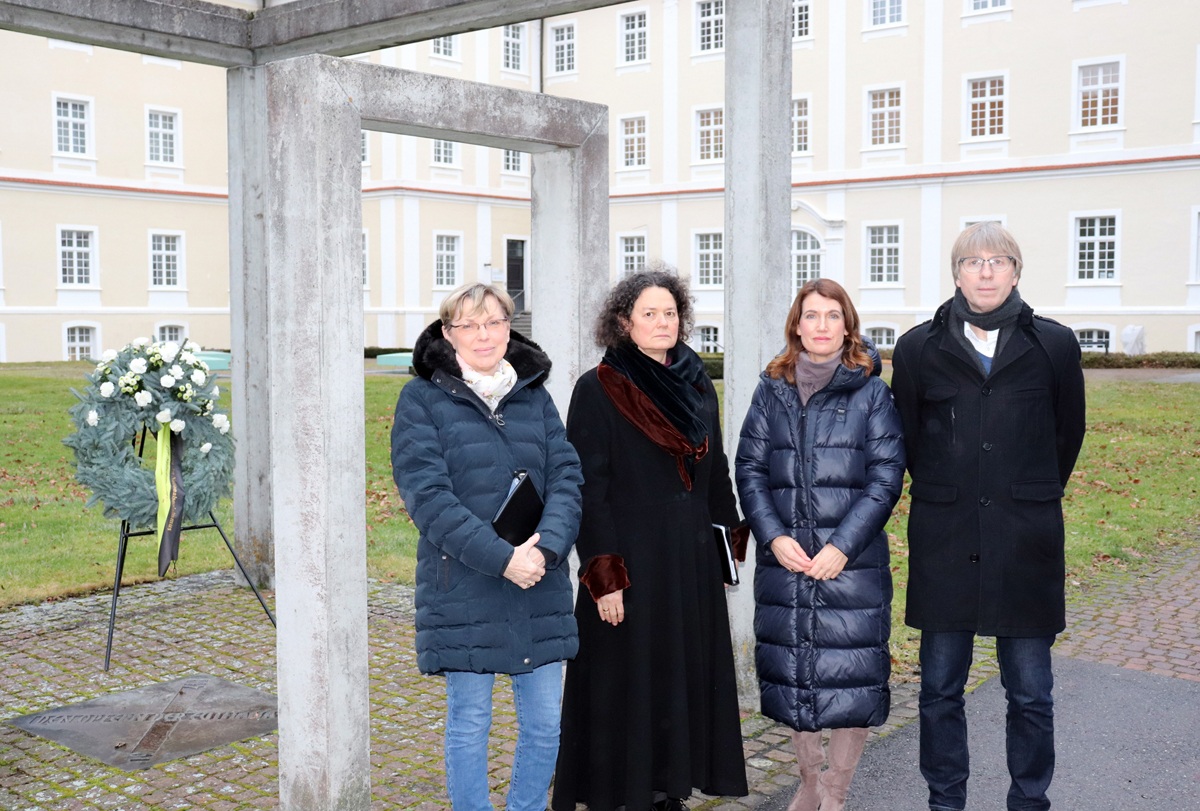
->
[950,222,1024,281]
[438,282,515,325]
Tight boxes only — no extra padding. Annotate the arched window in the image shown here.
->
[867,326,896,349]
[791,230,822,291]
[698,325,721,353]
[1075,328,1110,353]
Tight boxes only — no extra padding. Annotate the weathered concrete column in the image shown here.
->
[227,66,275,590]
[724,0,794,711]
[530,130,609,411]
[264,55,370,811]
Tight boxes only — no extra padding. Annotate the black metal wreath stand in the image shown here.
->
[103,427,276,671]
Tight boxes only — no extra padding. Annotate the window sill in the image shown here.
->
[861,144,908,153]
[430,163,463,171]
[615,61,652,75]
[615,165,650,173]
[690,51,725,66]
[958,135,1009,145]
[1065,281,1121,288]
[690,160,726,167]
[792,37,815,50]
[546,71,579,84]
[860,283,905,290]
[694,284,725,290]
[961,8,1011,26]
[428,55,463,70]
[1068,125,1126,136]
[1073,0,1127,10]
[499,69,530,83]
[500,169,529,178]
[862,23,907,41]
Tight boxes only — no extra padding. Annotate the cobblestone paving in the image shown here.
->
[2,546,1196,810]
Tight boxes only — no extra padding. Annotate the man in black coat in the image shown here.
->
[891,223,1086,811]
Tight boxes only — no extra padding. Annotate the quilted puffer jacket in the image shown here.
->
[735,363,905,731]
[391,321,583,675]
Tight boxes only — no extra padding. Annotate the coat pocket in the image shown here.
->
[1011,480,1064,502]
[909,480,958,503]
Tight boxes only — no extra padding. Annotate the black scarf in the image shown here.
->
[950,287,1024,376]
[602,341,710,448]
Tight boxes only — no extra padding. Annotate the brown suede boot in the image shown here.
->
[817,727,868,811]
[788,730,826,811]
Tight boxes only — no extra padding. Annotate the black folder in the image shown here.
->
[492,470,544,546]
[712,524,740,586]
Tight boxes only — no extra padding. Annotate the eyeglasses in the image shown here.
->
[958,256,1015,274]
[447,318,510,335]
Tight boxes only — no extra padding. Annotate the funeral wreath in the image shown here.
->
[63,338,235,530]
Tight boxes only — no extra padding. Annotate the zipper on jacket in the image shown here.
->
[490,412,506,427]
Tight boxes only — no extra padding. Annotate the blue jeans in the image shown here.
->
[444,661,563,811]
[918,632,1056,811]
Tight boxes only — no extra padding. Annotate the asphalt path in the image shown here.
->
[759,654,1200,810]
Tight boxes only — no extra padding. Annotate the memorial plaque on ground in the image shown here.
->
[5,674,277,770]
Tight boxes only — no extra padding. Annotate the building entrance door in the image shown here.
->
[507,239,526,312]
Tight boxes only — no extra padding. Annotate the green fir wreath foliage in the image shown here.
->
[63,337,235,529]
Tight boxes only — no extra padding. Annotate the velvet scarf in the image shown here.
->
[599,341,710,489]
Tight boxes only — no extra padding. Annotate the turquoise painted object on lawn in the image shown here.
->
[195,351,231,371]
[376,352,414,371]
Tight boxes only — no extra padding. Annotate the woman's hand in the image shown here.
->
[771,535,812,574]
[596,589,625,625]
[808,544,848,581]
[503,534,546,589]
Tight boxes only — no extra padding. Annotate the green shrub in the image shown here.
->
[1079,351,1200,369]
[698,352,724,380]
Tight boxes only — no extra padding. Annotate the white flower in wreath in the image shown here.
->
[101,349,118,362]
[180,351,196,366]
[184,340,201,352]
[203,401,214,416]
[212,414,230,434]
[134,391,153,408]
[160,375,176,388]
[129,358,149,374]
[160,342,180,363]
[169,419,186,434]
[99,381,115,398]
[132,336,151,347]
[168,364,184,378]
[156,409,172,424]
[212,385,220,399]
[190,369,206,386]
[200,442,212,454]
[86,410,99,427]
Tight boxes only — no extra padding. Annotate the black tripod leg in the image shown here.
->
[104,524,131,671]
[210,511,276,628]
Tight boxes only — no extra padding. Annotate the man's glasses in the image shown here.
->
[958,256,1015,274]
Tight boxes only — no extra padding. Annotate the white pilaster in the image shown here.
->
[923,0,945,166]
[827,0,847,172]
[379,197,397,346]
[920,181,944,308]
[662,0,680,185]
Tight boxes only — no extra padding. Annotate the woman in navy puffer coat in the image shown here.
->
[736,279,904,811]
[391,282,583,811]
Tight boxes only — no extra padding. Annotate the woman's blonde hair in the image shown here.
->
[438,282,515,325]
[950,222,1024,281]
[765,279,873,384]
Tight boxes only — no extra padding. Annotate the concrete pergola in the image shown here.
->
[1,1,795,807]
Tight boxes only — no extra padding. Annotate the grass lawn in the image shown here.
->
[2,363,1198,679]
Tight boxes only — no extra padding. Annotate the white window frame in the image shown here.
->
[501,149,527,175]
[694,105,725,163]
[52,93,94,159]
[155,322,188,345]
[431,139,460,167]
[693,230,725,288]
[1069,210,1121,285]
[792,0,813,41]
[57,225,99,289]
[962,0,1011,21]
[361,130,370,165]
[791,95,813,156]
[695,0,725,55]
[431,35,459,61]
[619,9,650,65]
[619,115,649,169]
[1187,324,1200,354]
[959,214,1008,231]
[1190,205,1200,284]
[145,105,183,166]
[62,321,101,362]
[863,323,901,350]
[863,84,905,150]
[617,233,648,279]
[148,230,186,289]
[791,228,824,291]
[961,71,1009,143]
[1072,55,1126,133]
[697,325,722,353]
[549,22,577,75]
[433,231,464,289]
[362,229,370,289]
[1070,323,1117,353]
[862,221,903,287]
[864,0,906,31]
[502,24,526,74]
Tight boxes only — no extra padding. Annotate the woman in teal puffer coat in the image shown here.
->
[736,279,905,811]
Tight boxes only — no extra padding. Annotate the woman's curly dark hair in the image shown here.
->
[594,267,695,348]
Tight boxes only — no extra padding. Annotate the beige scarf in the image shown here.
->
[458,356,517,413]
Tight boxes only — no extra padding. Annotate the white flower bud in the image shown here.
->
[200,442,212,454]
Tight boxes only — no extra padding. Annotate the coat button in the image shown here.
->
[982,387,992,396]
[441,554,448,560]
[524,658,531,665]
[970,554,980,563]
[979,496,990,506]
[982,442,993,451]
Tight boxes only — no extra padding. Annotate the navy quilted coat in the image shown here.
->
[735,364,905,732]
[391,322,584,675]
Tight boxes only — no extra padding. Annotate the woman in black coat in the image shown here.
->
[552,270,749,811]
[735,279,905,811]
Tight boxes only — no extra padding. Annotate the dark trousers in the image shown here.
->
[918,631,1056,811]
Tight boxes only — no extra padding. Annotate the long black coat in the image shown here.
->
[736,365,905,732]
[890,299,1086,637]
[552,357,747,811]
[390,323,583,675]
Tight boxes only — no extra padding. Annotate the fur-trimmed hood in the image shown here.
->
[411,319,552,387]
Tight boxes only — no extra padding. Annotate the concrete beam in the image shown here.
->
[262,55,370,810]
[0,0,250,67]
[724,0,794,712]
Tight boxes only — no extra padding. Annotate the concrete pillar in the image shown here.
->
[227,66,275,590]
[263,56,371,811]
[724,0,794,711]
[530,121,610,411]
